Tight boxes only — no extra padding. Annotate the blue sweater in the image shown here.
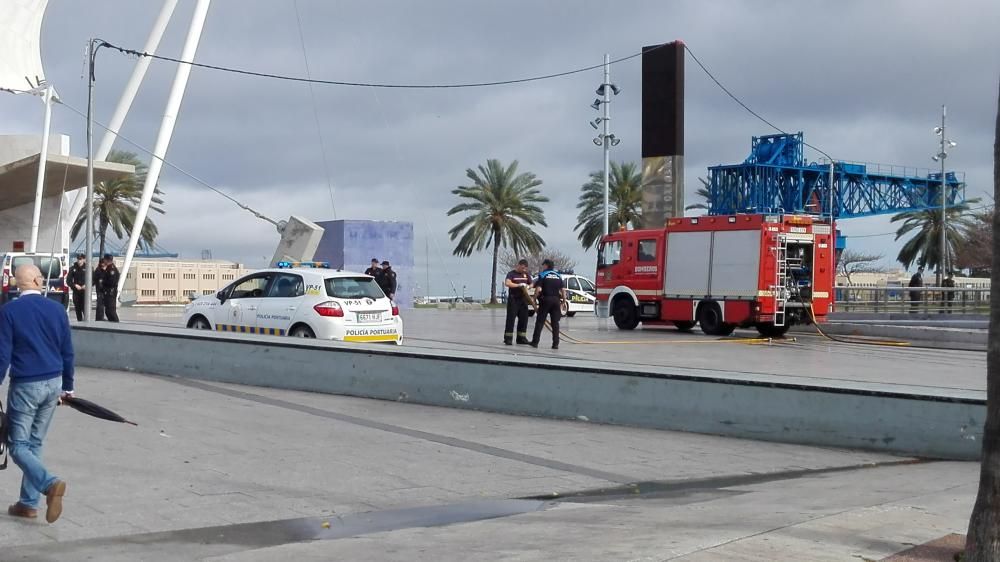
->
[0,294,75,392]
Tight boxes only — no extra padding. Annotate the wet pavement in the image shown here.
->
[115,306,987,394]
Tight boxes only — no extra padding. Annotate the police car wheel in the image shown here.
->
[290,325,316,338]
[188,316,211,330]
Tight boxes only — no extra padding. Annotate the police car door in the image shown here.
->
[256,272,304,336]
[220,273,272,333]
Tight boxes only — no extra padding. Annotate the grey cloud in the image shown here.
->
[1,0,997,297]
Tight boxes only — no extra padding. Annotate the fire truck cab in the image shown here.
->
[595,214,835,338]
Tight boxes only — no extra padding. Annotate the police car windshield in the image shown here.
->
[325,277,384,299]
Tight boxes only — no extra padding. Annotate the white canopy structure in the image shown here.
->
[0,0,48,93]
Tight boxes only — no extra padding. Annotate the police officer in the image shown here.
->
[364,258,383,283]
[502,259,532,345]
[95,254,121,322]
[378,260,397,301]
[530,259,566,349]
[67,253,88,321]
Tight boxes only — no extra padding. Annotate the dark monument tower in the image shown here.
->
[641,40,685,228]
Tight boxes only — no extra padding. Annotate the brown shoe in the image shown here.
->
[44,480,66,523]
[8,503,38,519]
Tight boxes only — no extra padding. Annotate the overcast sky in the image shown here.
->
[1,0,998,298]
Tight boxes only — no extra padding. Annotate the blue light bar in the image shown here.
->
[276,261,330,269]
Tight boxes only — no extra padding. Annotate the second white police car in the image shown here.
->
[183,262,403,344]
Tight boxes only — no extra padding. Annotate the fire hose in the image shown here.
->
[518,286,774,346]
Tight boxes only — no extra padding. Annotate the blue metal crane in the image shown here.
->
[707,133,965,219]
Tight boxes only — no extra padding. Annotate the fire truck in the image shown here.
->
[594,214,835,337]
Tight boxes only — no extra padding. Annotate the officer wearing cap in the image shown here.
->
[502,259,532,345]
[67,253,88,321]
[93,254,120,322]
[530,259,566,349]
[378,260,397,301]
[364,258,383,284]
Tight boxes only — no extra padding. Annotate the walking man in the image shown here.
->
[0,264,74,523]
[502,259,531,345]
[530,259,566,350]
[67,253,87,321]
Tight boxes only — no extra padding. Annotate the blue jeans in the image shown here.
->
[6,378,61,509]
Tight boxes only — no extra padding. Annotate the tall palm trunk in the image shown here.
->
[490,226,500,304]
[98,214,109,258]
[965,76,1000,561]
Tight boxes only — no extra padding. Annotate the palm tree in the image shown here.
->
[446,159,548,303]
[891,195,979,283]
[574,161,642,250]
[71,150,165,257]
[684,177,712,213]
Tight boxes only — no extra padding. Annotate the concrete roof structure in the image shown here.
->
[0,151,133,211]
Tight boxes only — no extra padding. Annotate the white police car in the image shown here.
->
[183,261,403,344]
[526,272,597,317]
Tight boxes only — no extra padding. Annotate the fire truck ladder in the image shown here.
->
[772,234,788,327]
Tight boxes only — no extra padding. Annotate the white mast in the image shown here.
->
[119,0,211,292]
[65,0,179,236]
[28,83,54,252]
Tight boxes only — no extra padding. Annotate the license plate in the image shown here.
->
[357,312,380,323]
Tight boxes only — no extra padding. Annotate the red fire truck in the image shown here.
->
[594,214,835,337]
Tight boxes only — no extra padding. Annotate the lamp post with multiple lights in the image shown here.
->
[590,54,621,237]
[932,105,957,286]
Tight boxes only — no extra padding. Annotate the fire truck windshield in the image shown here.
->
[598,240,621,268]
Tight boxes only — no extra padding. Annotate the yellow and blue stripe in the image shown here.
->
[215,324,286,336]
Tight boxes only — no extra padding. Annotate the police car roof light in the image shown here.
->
[277,261,330,269]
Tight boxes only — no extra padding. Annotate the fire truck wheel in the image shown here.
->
[755,322,790,338]
[612,298,640,330]
[673,321,695,332]
[697,302,734,336]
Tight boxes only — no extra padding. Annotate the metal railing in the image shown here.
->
[834,285,990,314]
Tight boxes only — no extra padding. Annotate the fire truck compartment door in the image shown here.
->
[664,231,711,296]
[709,230,762,297]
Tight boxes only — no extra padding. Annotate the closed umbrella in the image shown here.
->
[61,396,137,426]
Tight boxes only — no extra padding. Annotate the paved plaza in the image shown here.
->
[0,307,980,560]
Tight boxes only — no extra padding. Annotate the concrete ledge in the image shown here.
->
[71,325,985,460]
[818,322,987,347]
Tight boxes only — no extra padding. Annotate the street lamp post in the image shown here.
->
[933,105,957,287]
[590,54,621,237]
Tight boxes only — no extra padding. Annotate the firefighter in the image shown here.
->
[502,259,532,345]
[530,259,566,350]
[67,253,88,321]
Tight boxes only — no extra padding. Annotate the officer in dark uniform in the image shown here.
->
[502,259,532,345]
[95,254,121,322]
[67,253,88,321]
[364,258,383,283]
[908,266,924,313]
[378,260,397,301]
[943,273,956,313]
[530,259,566,349]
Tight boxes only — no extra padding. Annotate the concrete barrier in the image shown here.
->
[71,324,986,460]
